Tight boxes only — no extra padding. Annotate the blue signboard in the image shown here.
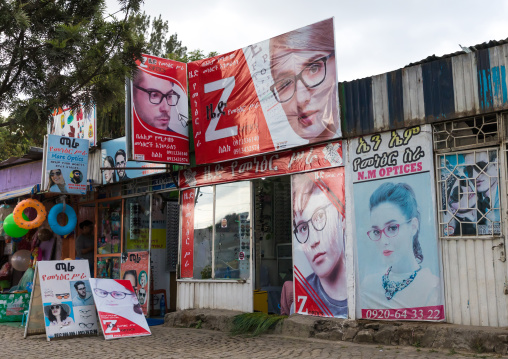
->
[45,135,89,195]
[101,137,165,184]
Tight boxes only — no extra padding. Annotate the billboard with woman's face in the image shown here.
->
[188,18,340,165]
[349,125,445,321]
[292,168,346,318]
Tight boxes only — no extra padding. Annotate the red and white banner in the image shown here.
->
[292,168,347,318]
[89,278,151,339]
[129,54,189,164]
[180,190,195,278]
[180,140,343,188]
[188,18,340,165]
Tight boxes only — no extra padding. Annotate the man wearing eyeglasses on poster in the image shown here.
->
[72,280,94,306]
[132,69,188,134]
[269,19,339,144]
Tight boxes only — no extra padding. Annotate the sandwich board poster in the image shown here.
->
[90,278,151,339]
[292,167,346,318]
[49,105,97,147]
[188,18,340,165]
[128,54,189,164]
[120,251,150,316]
[350,125,445,321]
[26,260,98,341]
[43,134,89,195]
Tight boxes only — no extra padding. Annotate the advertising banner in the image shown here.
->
[120,251,150,316]
[437,149,500,236]
[350,125,445,321]
[180,189,195,278]
[129,54,189,164]
[37,260,98,340]
[101,137,166,184]
[90,278,151,339]
[44,135,89,195]
[180,140,343,188]
[49,105,97,147]
[188,18,340,165]
[292,168,346,317]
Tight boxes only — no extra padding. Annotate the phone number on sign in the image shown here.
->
[362,306,444,321]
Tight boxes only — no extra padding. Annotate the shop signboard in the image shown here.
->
[49,105,97,146]
[180,189,195,278]
[127,54,189,164]
[28,260,98,341]
[188,18,340,165]
[179,140,343,188]
[42,135,89,195]
[350,125,445,321]
[120,251,150,316]
[292,167,346,317]
[89,278,151,339]
[101,137,166,185]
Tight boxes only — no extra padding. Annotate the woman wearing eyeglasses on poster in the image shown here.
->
[47,169,68,193]
[361,182,440,309]
[292,174,347,317]
[91,278,148,332]
[44,303,74,327]
[269,19,339,143]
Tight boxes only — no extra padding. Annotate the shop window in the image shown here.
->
[97,200,122,254]
[214,182,251,279]
[193,186,213,279]
[183,182,251,280]
[433,114,498,150]
[437,149,501,237]
[124,195,151,252]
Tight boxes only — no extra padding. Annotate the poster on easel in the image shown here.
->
[90,278,151,339]
[24,260,98,340]
[120,251,150,315]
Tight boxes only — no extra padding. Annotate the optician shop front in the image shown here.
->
[175,140,345,315]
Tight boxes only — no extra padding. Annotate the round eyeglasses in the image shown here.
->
[293,203,333,244]
[367,219,412,241]
[270,52,334,103]
[134,84,180,106]
[94,288,134,299]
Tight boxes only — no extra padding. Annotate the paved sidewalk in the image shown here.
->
[1,323,506,359]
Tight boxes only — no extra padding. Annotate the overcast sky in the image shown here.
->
[107,0,508,82]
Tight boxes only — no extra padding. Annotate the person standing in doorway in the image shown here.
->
[76,220,95,277]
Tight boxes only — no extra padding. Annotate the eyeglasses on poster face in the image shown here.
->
[94,288,134,299]
[367,219,412,241]
[134,84,180,106]
[50,170,62,177]
[270,52,334,103]
[293,203,333,244]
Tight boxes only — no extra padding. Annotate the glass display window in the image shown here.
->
[124,195,151,252]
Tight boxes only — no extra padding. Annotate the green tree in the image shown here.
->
[0,0,145,141]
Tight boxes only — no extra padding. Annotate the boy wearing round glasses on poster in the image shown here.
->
[292,170,347,317]
[47,168,68,193]
[269,19,339,143]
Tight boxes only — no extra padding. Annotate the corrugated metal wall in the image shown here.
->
[441,238,508,326]
[340,43,508,137]
[177,281,253,312]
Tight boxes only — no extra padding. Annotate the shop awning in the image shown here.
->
[0,184,41,201]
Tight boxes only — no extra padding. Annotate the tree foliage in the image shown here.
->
[0,0,145,144]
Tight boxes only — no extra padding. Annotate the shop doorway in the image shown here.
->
[253,176,293,314]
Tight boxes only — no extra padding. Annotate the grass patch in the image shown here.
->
[231,312,287,336]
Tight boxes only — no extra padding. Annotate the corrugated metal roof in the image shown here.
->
[0,147,43,169]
